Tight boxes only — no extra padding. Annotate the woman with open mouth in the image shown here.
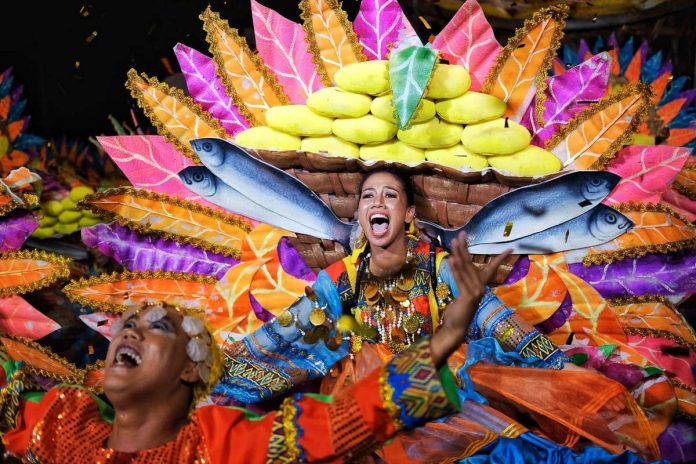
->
[0,236,498,463]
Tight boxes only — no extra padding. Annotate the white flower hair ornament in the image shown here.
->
[182,315,214,384]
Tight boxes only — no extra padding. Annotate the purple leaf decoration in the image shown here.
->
[81,223,239,280]
[537,293,572,335]
[522,52,611,145]
[658,420,696,463]
[577,39,590,61]
[354,0,406,60]
[568,250,696,302]
[278,237,316,282]
[0,212,38,252]
[174,43,250,136]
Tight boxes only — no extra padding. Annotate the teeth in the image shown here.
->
[115,347,142,366]
[370,213,388,223]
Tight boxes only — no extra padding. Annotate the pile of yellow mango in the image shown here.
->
[235,61,562,177]
[32,186,101,238]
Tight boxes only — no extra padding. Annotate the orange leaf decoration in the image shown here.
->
[547,85,650,170]
[81,187,249,258]
[656,98,686,127]
[63,271,217,313]
[299,0,365,86]
[609,296,696,347]
[0,96,9,120]
[673,381,696,418]
[250,258,307,315]
[0,250,71,297]
[483,5,567,123]
[7,120,25,141]
[240,223,294,261]
[126,69,227,163]
[1,336,83,383]
[582,203,696,265]
[202,7,287,125]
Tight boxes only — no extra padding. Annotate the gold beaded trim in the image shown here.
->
[378,365,405,431]
[623,327,696,351]
[62,270,216,313]
[279,397,301,462]
[79,187,249,259]
[0,250,72,297]
[671,378,696,394]
[608,294,676,310]
[0,193,38,218]
[125,69,229,164]
[673,181,696,201]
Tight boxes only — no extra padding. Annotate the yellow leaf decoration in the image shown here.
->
[126,70,228,163]
[0,250,71,297]
[63,271,217,313]
[240,223,294,262]
[80,187,250,258]
[201,7,287,126]
[251,258,307,315]
[299,0,366,86]
[483,5,567,123]
[546,85,650,170]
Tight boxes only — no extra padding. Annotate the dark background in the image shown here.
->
[1,1,695,140]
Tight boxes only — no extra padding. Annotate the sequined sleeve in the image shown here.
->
[439,259,565,369]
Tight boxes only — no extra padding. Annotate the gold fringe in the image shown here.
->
[673,181,696,202]
[607,294,676,311]
[280,397,301,462]
[62,270,216,313]
[125,69,229,164]
[544,84,651,170]
[79,187,250,259]
[0,250,71,297]
[623,327,696,351]
[201,7,288,127]
[615,201,695,226]
[671,378,696,394]
[299,0,367,88]
[0,193,39,218]
[378,364,405,431]
[582,238,696,266]
[482,3,569,129]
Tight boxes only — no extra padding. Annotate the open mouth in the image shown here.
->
[369,212,390,236]
[113,345,142,368]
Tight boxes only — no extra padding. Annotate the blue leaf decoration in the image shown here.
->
[14,133,45,150]
[8,99,26,123]
[592,36,605,55]
[661,76,689,105]
[618,36,634,74]
[0,75,14,98]
[641,51,663,83]
[562,44,578,68]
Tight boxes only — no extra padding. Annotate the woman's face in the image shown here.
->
[358,172,415,249]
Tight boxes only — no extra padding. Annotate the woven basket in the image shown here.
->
[249,149,549,283]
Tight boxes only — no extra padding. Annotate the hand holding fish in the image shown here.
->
[430,232,512,366]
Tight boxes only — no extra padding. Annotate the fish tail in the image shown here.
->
[416,220,462,251]
[336,222,356,253]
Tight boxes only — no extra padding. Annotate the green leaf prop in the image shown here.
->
[389,45,438,129]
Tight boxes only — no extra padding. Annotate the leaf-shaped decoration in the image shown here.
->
[431,0,501,91]
[389,45,438,129]
[610,297,696,345]
[2,167,41,190]
[201,7,287,125]
[80,188,250,258]
[126,70,227,163]
[523,52,611,146]
[663,186,696,222]
[627,334,696,386]
[251,0,323,104]
[666,128,696,149]
[63,271,217,313]
[250,257,308,315]
[657,421,696,464]
[483,5,568,123]
[673,385,696,419]
[0,295,60,340]
[98,135,220,211]
[1,336,83,382]
[493,254,568,325]
[354,0,407,61]
[174,43,250,136]
[299,0,366,86]
[82,223,239,280]
[0,250,71,297]
[0,212,38,252]
[568,249,696,302]
[580,204,696,266]
[605,146,691,205]
[240,223,291,261]
[546,85,650,170]
[79,312,117,341]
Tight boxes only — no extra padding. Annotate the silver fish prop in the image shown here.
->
[188,138,353,251]
[467,204,633,255]
[418,170,621,248]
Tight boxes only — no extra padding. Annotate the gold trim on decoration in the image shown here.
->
[671,378,696,394]
[63,270,216,313]
[0,250,71,297]
[79,187,249,259]
[623,327,696,351]
[201,7,288,127]
[125,69,229,164]
[378,365,405,431]
[482,4,568,128]
[544,84,651,170]
[673,181,696,202]
[607,294,676,311]
[280,397,301,462]
[299,0,367,88]
[0,194,39,218]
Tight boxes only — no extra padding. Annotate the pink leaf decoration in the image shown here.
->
[174,43,250,136]
[662,187,696,221]
[251,0,322,104]
[431,0,501,91]
[98,135,224,212]
[605,146,691,204]
[0,295,60,340]
[354,0,406,60]
[79,312,117,341]
[523,52,611,145]
[627,334,696,386]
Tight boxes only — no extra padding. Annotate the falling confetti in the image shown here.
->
[85,31,98,43]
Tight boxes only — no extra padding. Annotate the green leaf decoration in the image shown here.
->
[389,45,438,129]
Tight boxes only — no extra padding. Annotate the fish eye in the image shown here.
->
[605,212,617,224]
[590,178,602,186]
[193,172,204,182]
[202,142,213,152]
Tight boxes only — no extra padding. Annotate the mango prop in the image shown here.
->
[42,200,63,217]
[360,140,425,163]
[426,64,471,99]
[334,60,390,95]
[235,126,302,151]
[332,115,397,145]
[461,118,532,155]
[265,105,333,136]
[31,227,55,239]
[78,216,102,228]
[436,92,507,124]
[58,210,82,224]
[61,197,79,211]
[69,186,95,203]
[371,96,436,124]
[39,216,58,227]
[306,87,372,118]
[301,136,359,158]
[487,145,562,177]
[54,222,80,236]
[397,118,462,149]
[425,145,489,170]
